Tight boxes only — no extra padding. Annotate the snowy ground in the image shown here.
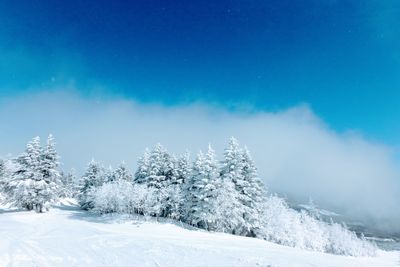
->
[0,200,398,267]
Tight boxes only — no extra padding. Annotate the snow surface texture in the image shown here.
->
[0,200,398,267]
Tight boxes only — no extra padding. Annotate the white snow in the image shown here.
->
[0,201,398,267]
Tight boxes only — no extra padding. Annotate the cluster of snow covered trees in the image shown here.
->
[77,138,266,237]
[0,136,376,256]
[0,135,62,212]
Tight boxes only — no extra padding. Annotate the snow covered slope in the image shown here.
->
[0,202,398,267]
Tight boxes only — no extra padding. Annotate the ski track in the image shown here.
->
[0,204,399,267]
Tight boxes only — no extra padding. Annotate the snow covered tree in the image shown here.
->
[219,137,246,234]
[60,169,79,198]
[78,160,105,210]
[239,146,266,236]
[10,136,42,210]
[0,159,4,178]
[185,146,221,230]
[134,148,150,184]
[213,178,244,233]
[3,136,61,212]
[136,144,177,187]
[134,144,182,218]
[162,152,191,220]
[111,162,132,182]
[0,159,5,191]
[175,152,191,185]
[0,159,15,197]
[102,166,114,183]
[220,137,266,236]
[35,134,62,210]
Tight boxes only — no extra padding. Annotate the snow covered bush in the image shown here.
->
[325,221,377,256]
[89,180,136,214]
[257,195,376,256]
[89,181,174,217]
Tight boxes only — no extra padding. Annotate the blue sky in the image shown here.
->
[0,0,399,144]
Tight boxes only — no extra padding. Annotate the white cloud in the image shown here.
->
[1,89,399,233]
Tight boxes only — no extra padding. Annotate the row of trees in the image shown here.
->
[0,135,377,256]
[78,139,265,237]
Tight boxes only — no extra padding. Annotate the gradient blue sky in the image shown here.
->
[1,0,399,144]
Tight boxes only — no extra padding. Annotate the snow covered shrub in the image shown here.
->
[258,195,376,256]
[90,180,136,214]
[90,181,171,217]
[129,184,157,216]
[325,222,377,256]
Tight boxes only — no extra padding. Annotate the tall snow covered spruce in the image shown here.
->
[185,146,220,230]
[220,137,265,236]
[3,135,61,212]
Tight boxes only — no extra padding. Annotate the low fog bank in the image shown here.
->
[0,90,399,234]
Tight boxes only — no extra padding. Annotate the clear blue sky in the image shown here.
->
[0,0,399,144]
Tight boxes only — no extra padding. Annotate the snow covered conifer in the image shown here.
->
[112,162,132,182]
[60,169,79,198]
[240,146,266,236]
[147,143,176,188]
[134,148,150,184]
[175,151,191,185]
[5,137,42,210]
[220,137,266,236]
[103,166,114,183]
[165,152,191,219]
[219,137,246,234]
[0,159,4,178]
[4,136,61,212]
[0,159,5,191]
[213,178,244,233]
[134,144,181,217]
[78,160,105,210]
[185,146,220,230]
[35,134,62,210]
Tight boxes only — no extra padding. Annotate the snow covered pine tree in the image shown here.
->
[220,137,265,236]
[134,144,182,218]
[3,135,61,212]
[185,146,220,230]
[78,160,105,210]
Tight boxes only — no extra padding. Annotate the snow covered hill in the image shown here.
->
[0,201,398,267]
